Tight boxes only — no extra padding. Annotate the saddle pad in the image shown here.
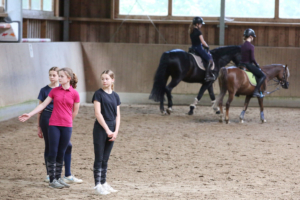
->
[189,53,215,71]
[227,66,256,86]
[244,71,257,86]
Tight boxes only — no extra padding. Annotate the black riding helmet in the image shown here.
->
[244,28,256,38]
[193,17,205,25]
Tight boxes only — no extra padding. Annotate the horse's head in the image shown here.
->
[210,45,241,68]
[279,65,290,89]
[264,64,290,89]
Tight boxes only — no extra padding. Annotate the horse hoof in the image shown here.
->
[261,119,267,123]
[216,111,220,114]
[225,120,230,124]
[219,116,223,123]
[240,119,244,123]
[166,108,172,115]
[188,106,194,115]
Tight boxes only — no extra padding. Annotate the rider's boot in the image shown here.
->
[204,60,215,82]
[253,76,266,98]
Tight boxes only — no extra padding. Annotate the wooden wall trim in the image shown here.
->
[23,10,64,20]
[68,17,300,27]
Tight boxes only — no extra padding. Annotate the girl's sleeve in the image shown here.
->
[92,90,101,103]
[74,91,80,103]
[37,88,44,101]
[116,93,121,106]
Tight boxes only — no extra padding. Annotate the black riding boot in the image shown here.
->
[253,76,266,97]
[205,60,215,82]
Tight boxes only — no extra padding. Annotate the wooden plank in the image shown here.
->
[138,24,147,44]
[288,27,296,47]
[41,20,47,38]
[23,19,28,38]
[148,24,156,44]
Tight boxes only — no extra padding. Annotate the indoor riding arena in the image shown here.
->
[1,0,300,199]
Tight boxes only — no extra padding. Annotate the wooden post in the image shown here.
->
[111,0,114,19]
[219,0,225,45]
[23,19,28,38]
[168,0,172,18]
[54,0,59,17]
[275,0,279,20]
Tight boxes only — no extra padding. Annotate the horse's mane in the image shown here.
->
[210,45,241,59]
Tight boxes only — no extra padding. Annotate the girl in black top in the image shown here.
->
[92,70,121,195]
[189,16,214,82]
[240,28,266,97]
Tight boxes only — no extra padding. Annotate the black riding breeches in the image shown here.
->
[243,63,266,79]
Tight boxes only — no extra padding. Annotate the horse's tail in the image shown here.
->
[213,67,228,108]
[149,52,169,102]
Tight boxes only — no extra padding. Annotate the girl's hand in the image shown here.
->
[106,129,114,138]
[37,127,43,138]
[109,132,117,142]
[19,114,31,122]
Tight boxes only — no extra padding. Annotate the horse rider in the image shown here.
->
[189,17,215,82]
[240,28,266,97]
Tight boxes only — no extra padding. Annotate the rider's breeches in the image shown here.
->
[39,110,51,175]
[245,63,266,90]
[192,44,212,63]
[47,126,72,182]
[93,120,115,186]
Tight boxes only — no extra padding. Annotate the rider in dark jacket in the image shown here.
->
[240,28,266,97]
[189,17,214,82]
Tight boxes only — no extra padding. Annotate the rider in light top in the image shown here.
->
[240,28,266,97]
[189,16,214,82]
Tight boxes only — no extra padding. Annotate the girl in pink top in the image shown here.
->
[19,68,80,189]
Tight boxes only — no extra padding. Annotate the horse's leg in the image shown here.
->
[187,83,210,115]
[207,83,220,114]
[239,95,252,123]
[218,91,226,123]
[258,97,266,123]
[165,78,181,115]
[225,92,235,124]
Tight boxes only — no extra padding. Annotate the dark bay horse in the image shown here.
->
[149,46,241,115]
[213,64,290,124]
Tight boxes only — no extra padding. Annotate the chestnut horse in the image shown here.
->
[213,64,290,124]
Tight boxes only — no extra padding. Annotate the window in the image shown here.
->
[0,0,4,6]
[31,0,41,10]
[43,0,53,11]
[279,0,300,19]
[22,0,30,9]
[119,0,168,16]
[225,0,275,18]
[173,0,220,17]
[22,0,53,11]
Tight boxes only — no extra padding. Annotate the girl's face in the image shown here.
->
[59,71,71,85]
[101,74,114,89]
[49,70,58,84]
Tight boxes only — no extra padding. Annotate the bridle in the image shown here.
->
[265,65,289,95]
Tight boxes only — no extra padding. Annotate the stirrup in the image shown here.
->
[253,91,264,98]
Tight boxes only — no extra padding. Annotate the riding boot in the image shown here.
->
[204,60,215,82]
[55,160,64,180]
[253,76,266,97]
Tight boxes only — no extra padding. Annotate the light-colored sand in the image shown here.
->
[0,104,300,200]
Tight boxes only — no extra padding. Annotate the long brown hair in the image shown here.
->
[188,22,195,35]
[58,68,78,89]
[101,70,115,90]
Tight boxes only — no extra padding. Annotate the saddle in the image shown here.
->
[188,48,215,71]
[237,65,257,86]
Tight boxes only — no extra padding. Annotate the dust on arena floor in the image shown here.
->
[0,104,300,199]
